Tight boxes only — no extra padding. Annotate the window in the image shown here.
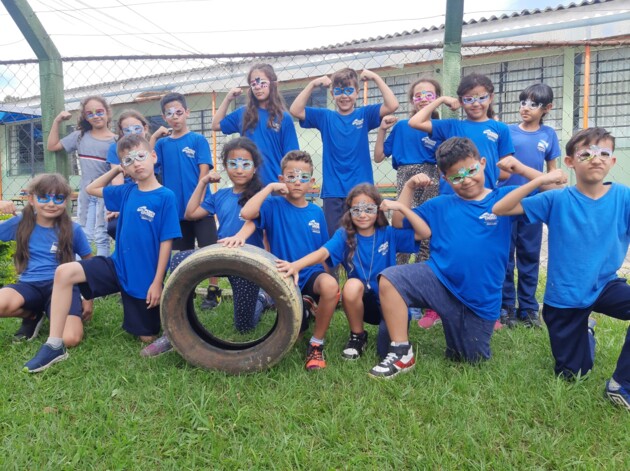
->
[7,120,44,177]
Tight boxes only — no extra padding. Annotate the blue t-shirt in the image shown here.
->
[201,188,264,248]
[324,226,418,298]
[106,141,134,184]
[0,216,91,282]
[154,132,213,220]
[104,184,182,298]
[404,187,516,320]
[431,119,514,194]
[300,104,382,198]
[256,196,329,290]
[383,119,440,168]
[220,107,299,186]
[522,183,630,309]
[502,124,561,187]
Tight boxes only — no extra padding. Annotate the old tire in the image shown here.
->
[161,244,303,374]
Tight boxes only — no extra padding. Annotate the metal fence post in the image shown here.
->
[442,0,463,119]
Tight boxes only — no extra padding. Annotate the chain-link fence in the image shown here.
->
[2,41,630,273]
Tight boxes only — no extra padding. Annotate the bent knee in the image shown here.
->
[63,332,83,348]
[342,279,364,299]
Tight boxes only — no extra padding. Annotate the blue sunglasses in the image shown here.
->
[36,194,67,205]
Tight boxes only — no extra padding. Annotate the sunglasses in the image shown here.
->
[349,203,378,217]
[226,158,255,171]
[121,150,150,167]
[412,91,437,103]
[333,87,356,96]
[461,94,490,105]
[164,108,185,119]
[122,124,144,136]
[574,145,613,163]
[36,193,67,205]
[284,171,311,184]
[446,163,481,185]
[520,100,544,110]
[250,78,270,89]
[85,109,105,119]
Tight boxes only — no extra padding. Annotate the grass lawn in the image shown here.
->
[1,289,629,469]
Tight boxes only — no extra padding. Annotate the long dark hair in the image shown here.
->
[77,95,112,136]
[15,174,74,274]
[340,184,389,273]
[242,64,287,133]
[457,73,495,119]
[221,137,263,206]
[408,77,442,119]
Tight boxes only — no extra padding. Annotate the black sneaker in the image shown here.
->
[13,311,45,342]
[522,310,542,328]
[368,344,415,379]
[500,307,518,329]
[342,331,368,360]
[200,285,222,310]
[302,295,318,320]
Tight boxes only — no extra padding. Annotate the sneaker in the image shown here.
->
[605,380,630,411]
[201,285,222,310]
[588,317,597,333]
[368,344,415,379]
[305,342,326,370]
[342,331,368,360]
[417,309,441,329]
[23,343,68,373]
[302,295,318,320]
[409,307,423,321]
[522,309,542,328]
[140,336,173,357]
[13,311,45,342]
[500,307,518,329]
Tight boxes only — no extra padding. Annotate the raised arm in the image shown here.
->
[289,76,331,121]
[240,182,287,220]
[389,173,434,228]
[408,96,460,133]
[381,199,431,240]
[276,247,330,286]
[86,165,124,198]
[360,69,399,117]
[493,169,567,216]
[47,111,72,151]
[185,171,221,220]
[374,116,397,163]
[211,88,243,132]
[497,156,565,191]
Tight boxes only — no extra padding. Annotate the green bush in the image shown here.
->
[0,214,16,286]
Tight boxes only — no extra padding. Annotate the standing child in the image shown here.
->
[24,135,181,373]
[493,127,630,411]
[141,137,270,357]
[368,137,556,379]
[290,68,399,236]
[240,150,339,370]
[47,95,116,256]
[0,175,92,345]
[409,73,515,329]
[154,92,220,308]
[500,84,561,328]
[277,183,423,360]
[212,63,300,185]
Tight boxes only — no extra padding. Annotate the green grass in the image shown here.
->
[1,290,630,469]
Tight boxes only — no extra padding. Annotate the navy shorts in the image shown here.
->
[380,263,495,363]
[173,217,217,251]
[78,256,160,336]
[7,280,82,318]
[362,288,383,326]
[322,198,346,238]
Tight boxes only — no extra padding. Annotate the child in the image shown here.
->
[47,95,116,256]
[277,183,423,360]
[369,137,552,379]
[154,92,220,308]
[408,73,515,329]
[141,137,270,357]
[24,135,181,373]
[240,150,338,370]
[212,63,300,185]
[290,68,399,236]
[500,84,561,328]
[493,127,630,411]
[0,174,92,345]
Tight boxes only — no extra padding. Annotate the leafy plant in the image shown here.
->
[0,214,16,286]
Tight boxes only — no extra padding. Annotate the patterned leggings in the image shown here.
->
[170,250,265,333]
[395,163,440,262]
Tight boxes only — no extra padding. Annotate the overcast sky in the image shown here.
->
[0,0,576,59]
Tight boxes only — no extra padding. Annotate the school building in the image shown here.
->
[1,0,629,199]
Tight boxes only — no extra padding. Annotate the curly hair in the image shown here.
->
[77,95,112,136]
[242,64,288,134]
[221,137,263,206]
[340,183,389,273]
[15,174,74,274]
